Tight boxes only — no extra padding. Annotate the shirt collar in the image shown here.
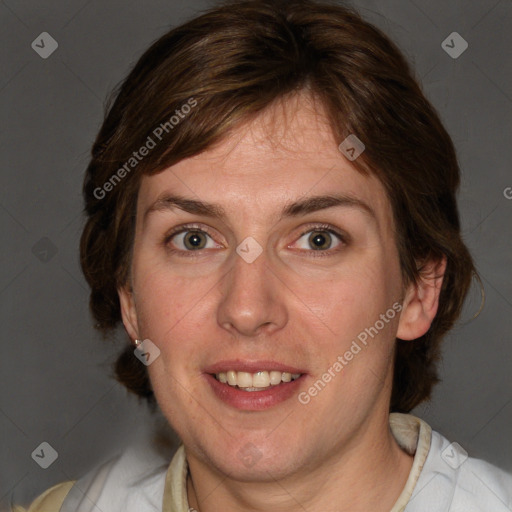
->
[162,413,432,512]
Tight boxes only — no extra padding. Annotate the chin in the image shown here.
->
[202,441,309,482]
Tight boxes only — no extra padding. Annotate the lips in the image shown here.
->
[203,360,307,410]
[203,360,305,375]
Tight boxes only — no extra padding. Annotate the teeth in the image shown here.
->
[227,370,237,386]
[237,372,253,388]
[281,372,291,383]
[215,370,301,389]
[253,371,269,387]
[269,371,282,385]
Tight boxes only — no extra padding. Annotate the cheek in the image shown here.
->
[293,255,402,389]
[132,262,221,401]
[132,256,216,339]
[295,254,398,331]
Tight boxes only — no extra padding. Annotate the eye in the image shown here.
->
[292,225,346,253]
[166,226,221,252]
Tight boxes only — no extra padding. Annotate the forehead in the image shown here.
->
[137,93,393,229]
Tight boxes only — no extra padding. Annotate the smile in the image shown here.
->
[214,370,302,391]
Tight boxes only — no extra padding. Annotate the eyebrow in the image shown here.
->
[144,193,376,224]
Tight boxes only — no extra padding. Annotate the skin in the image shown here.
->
[119,92,445,512]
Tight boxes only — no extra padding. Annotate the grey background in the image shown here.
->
[1,0,511,508]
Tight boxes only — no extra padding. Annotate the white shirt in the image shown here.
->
[46,413,512,512]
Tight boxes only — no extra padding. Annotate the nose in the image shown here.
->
[217,244,288,339]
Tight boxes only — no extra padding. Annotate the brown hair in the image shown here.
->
[80,0,476,412]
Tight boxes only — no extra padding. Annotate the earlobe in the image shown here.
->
[396,256,447,341]
[118,284,140,342]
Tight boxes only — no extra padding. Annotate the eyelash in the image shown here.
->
[294,223,348,257]
[163,223,348,258]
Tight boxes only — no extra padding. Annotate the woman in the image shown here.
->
[17,0,512,510]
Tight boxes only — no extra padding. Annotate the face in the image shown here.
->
[119,94,426,482]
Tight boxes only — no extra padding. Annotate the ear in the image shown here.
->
[118,283,140,342]
[396,256,447,341]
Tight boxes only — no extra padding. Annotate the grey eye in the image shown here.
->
[171,230,215,251]
[295,230,342,251]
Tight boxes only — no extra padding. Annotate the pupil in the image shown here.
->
[185,231,205,249]
[309,231,331,250]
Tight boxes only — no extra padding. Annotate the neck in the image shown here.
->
[185,413,414,512]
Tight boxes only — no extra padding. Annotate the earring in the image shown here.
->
[134,339,142,347]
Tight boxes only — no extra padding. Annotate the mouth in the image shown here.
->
[214,370,301,391]
[204,361,306,411]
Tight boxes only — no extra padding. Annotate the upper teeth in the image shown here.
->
[216,371,301,389]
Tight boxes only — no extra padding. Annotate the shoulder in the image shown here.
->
[407,426,512,511]
[13,481,75,512]
[14,442,173,512]
[65,443,171,512]
[453,455,512,510]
